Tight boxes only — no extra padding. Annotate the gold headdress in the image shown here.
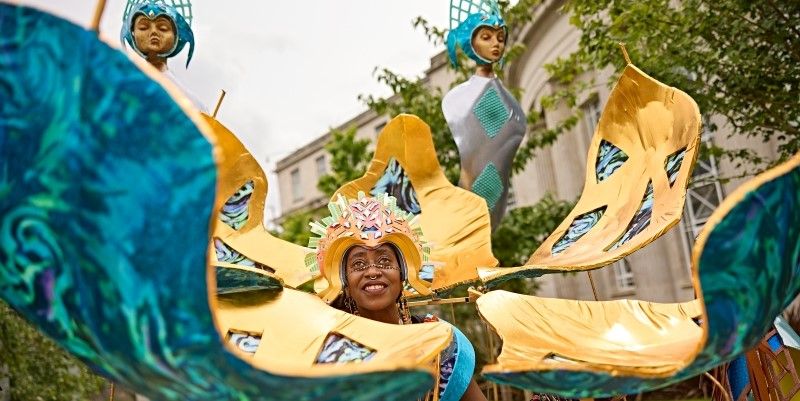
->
[307,192,433,303]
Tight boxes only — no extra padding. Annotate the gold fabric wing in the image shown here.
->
[214,287,453,377]
[205,115,315,288]
[480,64,701,284]
[334,115,499,292]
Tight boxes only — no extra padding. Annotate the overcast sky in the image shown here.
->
[23,1,453,218]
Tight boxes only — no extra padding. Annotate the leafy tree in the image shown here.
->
[316,127,372,197]
[0,301,104,401]
[276,208,324,247]
[537,0,799,174]
[491,194,575,266]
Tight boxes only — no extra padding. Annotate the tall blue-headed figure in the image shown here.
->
[442,0,525,230]
[120,0,206,109]
[121,0,195,72]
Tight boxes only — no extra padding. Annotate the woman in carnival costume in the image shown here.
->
[442,0,525,230]
[120,0,205,110]
[307,193,488,401]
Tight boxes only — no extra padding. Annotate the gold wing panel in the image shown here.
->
[214,288,452,377]
[204,115,315,288]
[480,64,701,283]
[477,291,703,377]
[335,115,498,292]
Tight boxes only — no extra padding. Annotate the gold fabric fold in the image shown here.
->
[480,64,701,283]
[204,115,315,288]
[214,287,452,377]
[334,115,498,292]
[477,291,703,377]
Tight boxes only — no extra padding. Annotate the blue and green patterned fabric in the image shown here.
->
[609,181,654,250]
[371,158,421,215]
[551,206,607,254]
[483,155,800,397]
[219,180,254,230]
[0,5,435,401]
[216,266,282,295]
[315,333,376,364]
[595,140,628,182]
[665,148,686,187]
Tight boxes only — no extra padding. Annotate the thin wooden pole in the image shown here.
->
[91,0,108,33]
[108,382,116,401]
[704,372,732,401]
[587,271,600,301]
[618,42,632,65]
[212,90,227,118]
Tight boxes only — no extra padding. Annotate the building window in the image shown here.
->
[315,155,327,178]
[679,126,725,270]
[612,259,635,292]
[291,168,302,202]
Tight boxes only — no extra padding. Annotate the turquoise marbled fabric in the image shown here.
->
[484,157,800,397]
[0,4,433,401]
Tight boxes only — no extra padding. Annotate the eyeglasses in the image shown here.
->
[346,261,399,275]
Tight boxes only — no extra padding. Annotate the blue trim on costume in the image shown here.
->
[120,0,195,68]
[440,323,476,401]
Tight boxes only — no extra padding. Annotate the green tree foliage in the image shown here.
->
[537,0,800,173]
[316,127,372,197]
[276,208,323,247]
[0,301,104,401]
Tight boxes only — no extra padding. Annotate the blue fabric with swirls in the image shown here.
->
[551,206,607,254]
[0,5,434,401]
[371,158,421,215]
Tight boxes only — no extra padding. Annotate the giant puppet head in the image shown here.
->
[446,0,507,67]
[120,0,195,68]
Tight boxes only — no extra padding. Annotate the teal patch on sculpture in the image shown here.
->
[0,5,437,401]
[482,158,800,397]
[471,163,504,210]
[551,206,607,254]
[609,181,654,250]
[219,180,254,230]
[473,87,509,138]
[595,140,628,182]
[665,148,687,187]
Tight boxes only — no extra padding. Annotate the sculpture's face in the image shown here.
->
[133,15,176,56]
[343,244,403,314]
[471,26,506,63]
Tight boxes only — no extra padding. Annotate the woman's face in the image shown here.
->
[471,26,506,63]
[344,244,403,313]
[133,15,176,56]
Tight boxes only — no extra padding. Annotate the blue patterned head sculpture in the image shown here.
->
[446,0,507,67]
[120,0,195,68]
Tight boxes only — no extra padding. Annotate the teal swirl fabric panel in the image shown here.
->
[551,206,607,255]
[483,158,800,397]
[219,180,254,230]
[595,140,628,182]
[0,5,434,401]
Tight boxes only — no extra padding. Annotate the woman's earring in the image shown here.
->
[344,290,359,316]
[398,295,411,325]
